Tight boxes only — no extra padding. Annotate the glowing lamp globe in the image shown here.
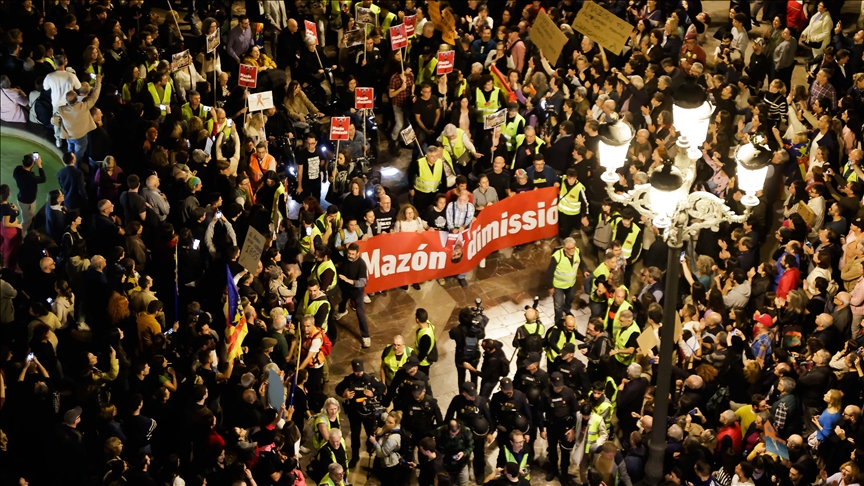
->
[648,162,684,228]
[597,113,635,183]
[672,82,713,160]
[734,138,772,207]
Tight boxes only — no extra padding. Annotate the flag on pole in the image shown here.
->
[225,265,248,361]
[490,65,517,103]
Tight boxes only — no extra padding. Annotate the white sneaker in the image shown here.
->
[362,337,372,348]
[363,295,371,304]
[334,310,348,320]
[479,258,486,268]
[299,446,311,454]
[55,138,62,148]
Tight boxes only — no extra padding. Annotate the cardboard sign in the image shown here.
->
[531,10,569,65]
[400,125,416,146]
[238,64,258,88]
[404,15,417,36]
[356,6,376,25]
[330,117,351,141]
[267,369,285,410]
[797,200,815,226]
[238,226,267,273]
[636,328,658,354]
[170,49,192,72]
[427,0,455,45]
[572,0,634,54]
[390,24,408,50]
[484,109,506,130]
[355,88,374,110]
[249,91,274,111]
[345,28,366,47]
[304,20,318,45]
[206,30,220,53]
[437,50,455,75]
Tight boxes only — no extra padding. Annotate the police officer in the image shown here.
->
[396,380,443,463]
[512,308,545,362]
[546,237,583,328]
[545,315,581,374]
[512,351,548,456]
[540,372,579,483]
[490,378,533,451]
[334,358,387,468]
[555,343,592,397]
[445,382,493,484]
[385,356,430,409]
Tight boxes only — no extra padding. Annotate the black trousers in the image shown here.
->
[307,366,326,413]
[412,190,438,215]
[558,212,582,240]
[338,284,369,338]
[347,409,377,462]
[472,433,487,481]
[546,423,575,475]
[456,362,479,391]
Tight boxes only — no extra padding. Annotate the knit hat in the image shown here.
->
[187,176,202,189]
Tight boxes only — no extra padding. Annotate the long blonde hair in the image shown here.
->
[826,389,843,410]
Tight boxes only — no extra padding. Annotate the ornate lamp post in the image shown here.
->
[596,82,771,486]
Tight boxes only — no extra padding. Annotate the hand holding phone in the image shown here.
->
[27,352,35,362]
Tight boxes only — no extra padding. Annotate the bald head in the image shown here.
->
[685,374,704,390]
[816,313,833,329]
[525,308,538,322]
[39,257,54,271]
[640,415,653,432]
[835,292,851,307]
[845,405,861,422]
[788,434,803,448]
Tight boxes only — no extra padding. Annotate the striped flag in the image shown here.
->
[225,265,248,361]
[490,64,517,103]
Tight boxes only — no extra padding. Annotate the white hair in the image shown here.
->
[628,363,642,379]
[443,124,457,137]
[630,75,644,89]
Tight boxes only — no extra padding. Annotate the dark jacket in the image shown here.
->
[57,165,88,210]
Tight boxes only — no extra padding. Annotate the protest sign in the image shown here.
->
[238,226,267,273]
[572,0,634,54]
[436,50,455,75]
[356,7,375,25]
[531,11,568,65]
[637,329,659,354]
[390,24,408,50]
[484,109,506,130]
[427,0,456,45]
[171,50,192,72]
[330,117,351,141]
[206,30,220,53]
[253,22,265,47]
[238,64,258,88]
[249,91,274,111]
[357,188,560,293]
[344,28,365,47]
[304,20,318,45]
[404,15,417,36]
[355,88,374,109]
[400,125,417,146]
[267,369,285,410]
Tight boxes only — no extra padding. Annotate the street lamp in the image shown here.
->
[598,113,636,183]
[599,81,770,486]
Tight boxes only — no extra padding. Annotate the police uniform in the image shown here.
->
[513,352,548,460]
[544,325,580,375]
[385,356,431,409]
[490,379,534,451]
[512,320,546,361]
[554,343,592,397]
[333,359,387,466]
[542,373,578,481]
[444,382,493,483]
[396,380,443,462]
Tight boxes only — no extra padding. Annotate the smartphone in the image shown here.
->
[159,104,167,110]
[163,328,174,335]
[32,152,39,160]
[227,119,233,127]
[186,140,191,148]
[90,73,96,79]
[857,348,863,355]
[203,106,212,112]
[46,297,54,305]
[27,352,34,362]
[805,241,812,248]
[688,409,697,416]
[192,238,200,250]
[216,210,223,219]
[679,251,686,262]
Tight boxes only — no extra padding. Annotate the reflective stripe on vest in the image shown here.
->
[614,324,640,365]
[504,447,530,480]
[303,295,331,333]
[620,224,641,260]
[442,128,467,158]
[842,162,860,183]
[558,180,585,215]
[300,226,323,254]
[147,82,172,116]
[415,323,436,366]
[546,328,579,363]
[414,157,443,193]
[475,87,500,121]
[502,114,525,151]
[312,413,341,451]
[510,135,545,170]
[590,264,611,303]
[382,344,414,384]
[314,259,338,292]
[585,414,603,453]
[552,248,580,289]
[606,299,633,341]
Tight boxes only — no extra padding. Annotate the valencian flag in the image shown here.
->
[225,265,248,361]
[490,64,517,103]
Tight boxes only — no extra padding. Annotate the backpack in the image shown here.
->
[464,335,479,362]
[593,217,614,250]
[523,324,545,354]
[319,332,333,357]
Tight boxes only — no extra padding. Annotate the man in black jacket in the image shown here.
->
[334,358,386,468]
[796,350,837,434]
[12,153,46,232]
[479,339,508,398]
[334,244,371,348]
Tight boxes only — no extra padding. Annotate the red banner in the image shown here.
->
[436,50,455,75]
[304,20,318,45]
[238,64,258,88]
[390,24,408,50]
[355,87,374,109]
[358,188,559,293]
[404,15,416,36]
[330,117,350,140]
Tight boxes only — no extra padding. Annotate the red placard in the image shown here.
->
[356,188,559,293]
[304,20,318,45]
[436,50,455,75]
[404,15,417,36]
[238,64,258,88]
[330,117,351,141]
[390,24,408,50]
[355,88,374,110]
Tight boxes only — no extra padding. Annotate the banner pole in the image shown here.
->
[362,109,367,152]
[165,0,184,43]
[290,324,302,406]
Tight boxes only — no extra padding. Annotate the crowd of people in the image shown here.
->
[1,0,864,486]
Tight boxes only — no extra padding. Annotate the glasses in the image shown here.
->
[512,441,524,445]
